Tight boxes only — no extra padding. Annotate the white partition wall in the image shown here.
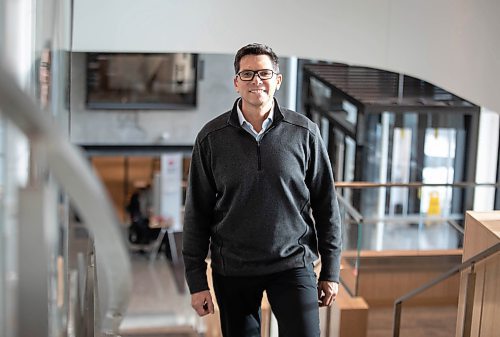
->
[72,0,500,114]
[160,153,183,232]
[474,109,500,211]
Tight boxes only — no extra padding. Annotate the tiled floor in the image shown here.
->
[119,235,203,336]
[117,227,462,337]
[119,250,460,337]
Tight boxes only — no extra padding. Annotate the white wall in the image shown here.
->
[69,53,292,145]
[0,1,4,57]
[474,109,499,211]
[72,0,500,114]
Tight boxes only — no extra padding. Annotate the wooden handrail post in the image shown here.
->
[461,268,476,337]
[325,305,332,337]
[392,302,402,337]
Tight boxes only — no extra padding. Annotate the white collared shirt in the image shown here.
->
[236,99,274,141]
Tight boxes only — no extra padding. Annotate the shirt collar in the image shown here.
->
[236,99,274,126]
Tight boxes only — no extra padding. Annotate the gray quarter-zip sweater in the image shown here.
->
[182,99,342,294]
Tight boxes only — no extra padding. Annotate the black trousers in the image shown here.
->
[212,266,320,337]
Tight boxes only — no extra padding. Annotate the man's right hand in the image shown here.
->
[191,290,215,316]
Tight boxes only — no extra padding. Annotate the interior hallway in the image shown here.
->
[119,232,200,337]
[118,233,460,337]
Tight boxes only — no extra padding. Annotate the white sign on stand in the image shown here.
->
[160,153,183,232]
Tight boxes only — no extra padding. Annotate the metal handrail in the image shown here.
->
[336,181,500,188]
[447,219,465,235]
[392,241,500,337]
[361,214,463,224]
[336,193,363,224]
[0,65,131,335]
[336,193,363,296]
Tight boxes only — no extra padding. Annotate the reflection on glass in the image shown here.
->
[359,220,462,251]
[421,128,456,217]
[310,77,331,109]
[343,100,357,125]
[0,119,4,337]
[389,127,411,215]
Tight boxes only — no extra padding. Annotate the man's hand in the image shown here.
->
[317,281,339,307]
[191,290,215,316]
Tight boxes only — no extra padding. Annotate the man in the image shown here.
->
[182,43,342,337]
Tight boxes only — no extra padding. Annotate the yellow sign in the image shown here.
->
[427,191,441,216]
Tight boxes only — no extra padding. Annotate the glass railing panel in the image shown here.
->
[337,194,361,296]
[0,116,5,337]
[358,219,463,251]
[335,184,476,303]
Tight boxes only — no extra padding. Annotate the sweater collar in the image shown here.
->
[228,98,284,128]
[236,99,274,127]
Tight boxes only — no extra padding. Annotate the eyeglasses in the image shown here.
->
[237,69,277,81]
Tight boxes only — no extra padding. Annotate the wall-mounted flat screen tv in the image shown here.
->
[86,53,198,110]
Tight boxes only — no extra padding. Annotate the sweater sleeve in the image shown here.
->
[306,124,342,282]
[182,136,217,294]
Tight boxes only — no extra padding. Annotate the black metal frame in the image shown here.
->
[496,130,500,210]
[81,144,193,156]
[301,62,481,215]
[85,53,199,110]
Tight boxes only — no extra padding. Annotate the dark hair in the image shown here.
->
[234,43,279,74]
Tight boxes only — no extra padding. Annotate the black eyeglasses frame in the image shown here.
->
[236,69,278,81]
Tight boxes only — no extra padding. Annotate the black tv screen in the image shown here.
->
[86,53,198,110]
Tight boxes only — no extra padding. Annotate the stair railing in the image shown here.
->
[0,63,132,336]
[392,242,500,337]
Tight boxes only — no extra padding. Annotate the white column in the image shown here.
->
[376,112,391,250]
[286,56,298,111]
[473,108,499,211]
[160,153,183,231]
[1,1,35,337]
[4,0,35,89]
[18,185,57,337]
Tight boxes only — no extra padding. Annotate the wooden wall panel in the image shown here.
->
[462,212,499,260]
[478,255,500,337]
[351,251,462,306]
[456,211,500,337]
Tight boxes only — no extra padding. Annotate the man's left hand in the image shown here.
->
[317,281,339,307]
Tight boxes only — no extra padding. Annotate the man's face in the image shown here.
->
[234,54,282,111]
